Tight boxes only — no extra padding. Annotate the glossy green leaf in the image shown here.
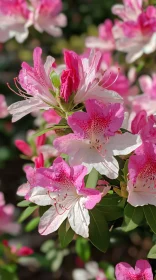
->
[17,200,30,207]
[86,168,99,189]
[122,204,144,232]
[97,194,123,221]
[75,237,91,262]
[39,206,51,217]
[143,205,156,234]
[18,205,38,223]
[25,217,40,232]
[58,220,74,248]
[148,244,156,259]
[89,207,109,252]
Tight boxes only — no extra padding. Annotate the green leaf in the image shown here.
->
[40,240,55,253]
[0,270,18,280]
[148,244,156,259]
[122,204,144,232]
[58,220,74,248]
[75,237,91,262]
[97,194,123,221]
[39,206,51,217]
[99,261,115,280]
[17,200,30,207]
[25,217,40,232]
[86,168,99,189]
[143,205,156,234]
[34,125,69,137]
[89,207,109,252]
[18,205,38,223]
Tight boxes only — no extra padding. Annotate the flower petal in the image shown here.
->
[115,262,136,280]
[8,98,49,122]
[68,198,90,238]
[39,206,68,235]
[135,260,153,280]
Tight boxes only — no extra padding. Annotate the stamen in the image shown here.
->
[7,78,28,99]
[104,68,120,89]
[100,71,112,87]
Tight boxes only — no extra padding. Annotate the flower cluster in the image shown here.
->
[0,0,67,43]
[5,0,156,275]
[7,46,142,239]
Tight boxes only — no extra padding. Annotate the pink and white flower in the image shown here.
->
[27,157,102,237]
[0,192,20,235]
[112,0,143,21]
[54,99,141,179]
[30,0,67,37]
[8,48,123,122]
[0,94,8,118]
[131,110,156,143]
[60,49,123,105]
[8,47,57,122]
[130,74,156,117]
[0,0,31,43]
[85,19,115,51]
[73,261,107,280]
[113,6,156,63]
[115,259,153,280]
[128,142,156,206]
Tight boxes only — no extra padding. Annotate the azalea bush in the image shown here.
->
[1,0,156,279]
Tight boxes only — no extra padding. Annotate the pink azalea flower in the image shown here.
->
[0,0,31,43]
[85,19,115,51]
[112,0,143,21]
[54,99,141,179]
[28,157,102,237]
[8,48,122,122]
[113,6,156,63]
[8,47,57,122]
[0,94,8,118]
[60,49,123,105]
[128,142,156,206]
[130,74,156,116]
[30,0,67,37]
[139,74,156,100]
[131,110,156,143]
[115,259,153,280]
[0,192,20,235]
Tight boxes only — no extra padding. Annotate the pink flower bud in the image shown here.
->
[35,153,44,168]
[60,69,75,102]
[36,134,46,148]
[15,140,33,157]
[17,246,34,257]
